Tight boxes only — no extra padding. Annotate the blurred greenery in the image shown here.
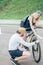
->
[0,0,43,19]
[0,0,11,7]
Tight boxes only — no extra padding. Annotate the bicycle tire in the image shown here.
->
[32,43,41,63]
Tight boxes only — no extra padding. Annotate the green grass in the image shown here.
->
[0,0,43,19]
[0,0,10,7]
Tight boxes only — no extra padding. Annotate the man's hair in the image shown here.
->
[16,30,21,34]
[16,27,26,34]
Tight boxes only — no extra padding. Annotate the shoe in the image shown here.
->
[11,58,20,65]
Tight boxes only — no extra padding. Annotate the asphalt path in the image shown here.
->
[0,26,43,65]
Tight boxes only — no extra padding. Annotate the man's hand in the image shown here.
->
[35,40,39,44]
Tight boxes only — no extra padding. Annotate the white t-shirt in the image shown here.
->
[8,33,35,50]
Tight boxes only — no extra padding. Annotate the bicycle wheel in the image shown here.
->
[32,43,41,63]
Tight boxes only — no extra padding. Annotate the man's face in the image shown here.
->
[20,33,26,40]
[20,33,24,37]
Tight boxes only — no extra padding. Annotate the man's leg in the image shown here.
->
[15,51,30,62]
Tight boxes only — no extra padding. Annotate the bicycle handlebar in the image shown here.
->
[37,35,43,39]
[26,31,43,40]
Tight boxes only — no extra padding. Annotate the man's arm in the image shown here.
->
[17,36,35,47]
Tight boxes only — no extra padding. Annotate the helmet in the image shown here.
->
[18,27,26,34]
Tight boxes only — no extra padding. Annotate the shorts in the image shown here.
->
[9,49,23,59]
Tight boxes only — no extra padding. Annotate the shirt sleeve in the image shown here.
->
[17,36,35,47]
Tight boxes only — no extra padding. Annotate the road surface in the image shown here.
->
[0,26,43,65]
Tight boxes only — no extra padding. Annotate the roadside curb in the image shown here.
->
[0,20,43,26]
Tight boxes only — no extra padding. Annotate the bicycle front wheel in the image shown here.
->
[32,43,41,63]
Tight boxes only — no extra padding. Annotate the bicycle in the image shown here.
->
[26,29,42,63]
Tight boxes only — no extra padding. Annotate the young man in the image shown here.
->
[8,27,35,65]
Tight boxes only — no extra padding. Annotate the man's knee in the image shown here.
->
[23,51,30,57]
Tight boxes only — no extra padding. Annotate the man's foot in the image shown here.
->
[11,58,20,65]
